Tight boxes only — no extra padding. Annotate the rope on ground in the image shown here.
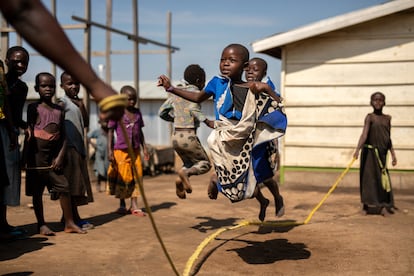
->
[303,157,356,224]
[120,122,180,276]
[183,157,356,276]
[101,96,179,275]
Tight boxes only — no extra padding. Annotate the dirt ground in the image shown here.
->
[1,168,413,276]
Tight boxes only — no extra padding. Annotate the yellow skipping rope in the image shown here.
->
[99,95,180,276]
[183,157,357,276]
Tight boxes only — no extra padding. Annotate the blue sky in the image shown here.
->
[17,0,386,87]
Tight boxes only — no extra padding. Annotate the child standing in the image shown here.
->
[0,46,30,238]
[353,92,397,216]
[107,85,149,216]
[58,71,94,230]
[87,119,109,193]
[0,59,20,239]
[24,72,85,235]
[159,64,213,199]
[158,44,286,221]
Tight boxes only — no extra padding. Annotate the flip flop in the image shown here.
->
[130,209,146,217]
[77,220,95,230]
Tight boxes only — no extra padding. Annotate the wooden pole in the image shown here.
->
[106,0,112,84]
[132,0,140,106]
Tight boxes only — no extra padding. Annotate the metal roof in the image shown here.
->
[252,0,414,58]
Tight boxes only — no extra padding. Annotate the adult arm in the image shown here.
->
[0,0,120,109]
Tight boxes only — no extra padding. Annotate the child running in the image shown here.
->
[353,92,397,216]
[107,85,149,216]
[158,44,287,221]
[24,72,85,235]
[159,64,213,199]
[58,71,94,231]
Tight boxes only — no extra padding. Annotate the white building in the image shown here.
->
[252,0,414,177]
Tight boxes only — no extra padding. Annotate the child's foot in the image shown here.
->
[64,223,87,234]
[175,178,186,199]
[381,207,392,217]
[130,209,146,217]
[178,169,192,193]
[259,198,270,221]
[39,225,55,236]
[275,195,285,217]
[207,181,218,200]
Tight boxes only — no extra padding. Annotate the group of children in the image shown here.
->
[0,41,397,241]
[158,44,287,221]
[159,43,397,220]
[0,45,149,240]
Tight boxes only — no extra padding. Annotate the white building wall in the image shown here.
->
[281,12,414,170]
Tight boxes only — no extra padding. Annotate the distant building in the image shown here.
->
[252,0,414,172]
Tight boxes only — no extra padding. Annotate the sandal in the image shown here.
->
[130,209,146,217]
[77,220,95,230]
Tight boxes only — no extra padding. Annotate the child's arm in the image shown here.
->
[139,128,149,161]
[248,82,282,103]
[53,139,67,171]
[107,128,115,162]
[158,75,210,103]
[203,118,215,129]
[158,98,174,122]
[189,108,214,129]
[389,116,397,166]
[52,112,67,171]
[353,114,371,159]
[72,96,89,128]
[390,144,397,166]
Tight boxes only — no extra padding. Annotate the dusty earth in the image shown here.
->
[1,168,413,276]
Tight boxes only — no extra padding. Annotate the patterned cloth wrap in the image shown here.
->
[207,87,287,202]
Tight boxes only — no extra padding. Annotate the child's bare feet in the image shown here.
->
[64,222,87,234]
[275,195,285,217]
[259,198,270,221]
[175,178,186,199]
[208,180,218,200]
[178,168,192,193]
[39,225,55,236]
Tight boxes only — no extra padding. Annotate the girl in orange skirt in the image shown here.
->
[107,85,149,216]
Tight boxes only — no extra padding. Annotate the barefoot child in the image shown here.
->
[158,44,287,221]
[107,85,149,216]
[24,72,85,235]
[159,64,213,199]
[353,92,397,216]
